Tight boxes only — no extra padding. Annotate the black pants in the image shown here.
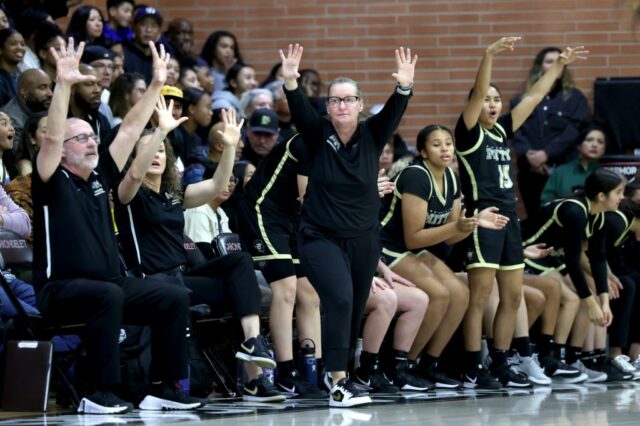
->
[184,252,262,319]
[610,272,640,348]
[37,276,190,387]
[299,228,380,372]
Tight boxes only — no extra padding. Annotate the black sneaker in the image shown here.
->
[422,361,462,389]
[276,369,326,399]
[235,335,276,369]
[139,382,206,410]
[463,365,500,390]
[539,355,581,379]
[601,361,632,382]
[78,391,134,414]
[330,377,372,408]
[492,363,532,388]
[393,362,434,391]
[243,374,286,402]
[354,366,400,393]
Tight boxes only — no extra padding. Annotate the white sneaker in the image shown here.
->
[329,378,372,408]
[611,355,640,380]
[77,391,133,414]
[514,354,552,386]
[570,360,607,383]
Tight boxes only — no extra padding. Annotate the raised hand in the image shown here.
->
[486,36,522,55]
[216,108,244,148]
[279,43,304,82]
[149,41,170,86]
[52,38,95,85]
[477,206,509,230]
[392,46,417,88]
[155,95,188,134]
[557,45,589,66]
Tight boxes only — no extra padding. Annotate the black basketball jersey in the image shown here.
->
[380,159,460,250]
[522,196,607,297]
[243,134,308,218]
[454,113,515,211]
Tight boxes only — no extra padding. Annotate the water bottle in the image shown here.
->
[299,338,317,386]
[263,348,276,384]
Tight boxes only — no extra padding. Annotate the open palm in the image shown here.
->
[156,96,188,133]
[54,38,95,85]
[279,43,304,81]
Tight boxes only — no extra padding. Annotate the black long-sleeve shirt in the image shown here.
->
[511,86,589,166]
[284,85,410,238]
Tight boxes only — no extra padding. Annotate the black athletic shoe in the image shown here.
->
[354,366,400,393]
[601,361,632,382]
[463,365,500,390]
[540,355,582,378]
[243,375,286,402]
[393,361,434,391]
[492,363,532,388]
[423,361,462,389]
[235,335,276,369]
[78,391,134,414]
[276,369,326,399]
[330,377,372,408]
[139,382,206,410]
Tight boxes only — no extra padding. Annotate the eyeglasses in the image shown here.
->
[327,96,360,107]
[63,133,100,144]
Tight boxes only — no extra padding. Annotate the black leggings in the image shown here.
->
[609,271,640,348]
[299,228,380,372]
[184,252,262,319]
[37,276,190,387]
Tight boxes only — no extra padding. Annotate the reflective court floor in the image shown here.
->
[2,382,640,425]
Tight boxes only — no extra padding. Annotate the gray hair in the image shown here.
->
[239,88,274,118]
[264,80,285,102]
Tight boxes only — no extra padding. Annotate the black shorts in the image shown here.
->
[380,241,429,268]
[524,255,566,276]
[236,198,304,282]
[464,209,525,271]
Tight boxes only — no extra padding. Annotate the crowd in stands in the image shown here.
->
[0,0,639,414]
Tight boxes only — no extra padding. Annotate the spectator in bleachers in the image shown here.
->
[34,38,204,414]
[241,108,279,167]
[65,5,106,47]
[179,87,213,185]
[239,88,273,120]
[166,56,179,86]
[206,121,244,164]
[0,112,18,182]
[34,22,65,83]
[112,51,125,80]
[177,65,201,91]
[70,64,112,145]
[0,68,52,153]
[200,30,243,95]
[123,6,163,84]
[15,9,51,73]
[80,45,117,128]
[109,72,146,126]
[265,80,295,143]
[17,111,46,176]
[0,28,25,107]
[512,46,589,217]
[0,7,9,30]
[540,124,606,204]
[103,0,134,47]
[165,18,195,64]
[211,62,257,114]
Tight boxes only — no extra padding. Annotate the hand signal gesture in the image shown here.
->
[486,36,522,55]
[392,47,417,88]
[279,43,304,82]
[456,208,478,233]
[557,45,589,66]
[52,38,95,85]
[155,95,188,134]
[150,41,170,86]
[216,108,244,148]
